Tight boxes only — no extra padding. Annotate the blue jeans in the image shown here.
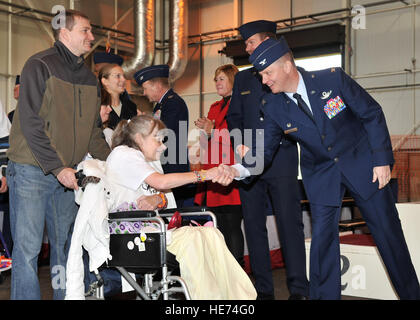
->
[7,161,78,300]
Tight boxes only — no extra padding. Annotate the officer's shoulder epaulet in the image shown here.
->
[329,67,344,77]
[235,69,249,79]
[262,92,277,103]
[312,67,341,78]
[162,91,177,104]
[328,67,343,74]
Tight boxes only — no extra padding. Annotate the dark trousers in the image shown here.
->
[173,184,196,208]
[210,205,244,266]
[239,176,309,296]
[309,174,420,300]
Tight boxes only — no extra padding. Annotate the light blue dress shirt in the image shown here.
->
[285,72,313,115]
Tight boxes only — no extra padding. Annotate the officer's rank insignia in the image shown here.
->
[241,91,251,95]
[324,96,346,119]
[284,127,298,134]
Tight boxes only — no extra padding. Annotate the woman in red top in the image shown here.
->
[194,64,244,265]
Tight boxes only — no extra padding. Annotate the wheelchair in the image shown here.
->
[85,207,217,300]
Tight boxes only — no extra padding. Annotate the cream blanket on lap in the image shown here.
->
[167,226,257,300]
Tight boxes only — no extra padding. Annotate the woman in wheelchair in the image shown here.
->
[66,114,256,300]
[106,114,229,214]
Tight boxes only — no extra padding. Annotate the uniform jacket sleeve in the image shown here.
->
[162,96,189,134]
[338,68,394,166]
[160,94,190,173]
[227,72,244,134]
[227,73,245,157]
[241,98,283,178]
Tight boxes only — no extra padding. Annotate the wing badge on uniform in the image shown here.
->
[321,90,332,100]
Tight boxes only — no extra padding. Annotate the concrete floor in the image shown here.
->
[0,265,367,300]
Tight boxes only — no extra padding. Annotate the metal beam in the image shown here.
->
[188,0,410,43]
[0,0,133,36]
[84,6,134,58]
[22,0,55,43]
[0,0,417,49]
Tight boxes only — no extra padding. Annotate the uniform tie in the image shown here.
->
[153,102,161,114]
[153,102,161,113]
[293,93,313,120]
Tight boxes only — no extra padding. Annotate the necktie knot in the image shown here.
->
[153,103,161,113]
[293,92,313,119]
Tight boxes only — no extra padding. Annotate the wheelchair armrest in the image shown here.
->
[160,206,209,214]
[108,210,157,221]
[159,206,217,228]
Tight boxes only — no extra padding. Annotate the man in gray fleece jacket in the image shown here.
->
[7,10,110,300]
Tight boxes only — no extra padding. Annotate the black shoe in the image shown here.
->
[257,292,275,300]
[288,294,309,300]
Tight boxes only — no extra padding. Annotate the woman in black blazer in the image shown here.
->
[98,64,137,130]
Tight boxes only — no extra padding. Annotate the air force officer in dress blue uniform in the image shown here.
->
[227,20,309,300]
[135,65,194,208]
[233,37,420,300]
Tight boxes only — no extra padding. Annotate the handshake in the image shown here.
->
[195,144,251,186]
[204,164,239,186]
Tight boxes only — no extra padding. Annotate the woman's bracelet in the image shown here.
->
[194,170,207,183]
[157,192,168,210]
